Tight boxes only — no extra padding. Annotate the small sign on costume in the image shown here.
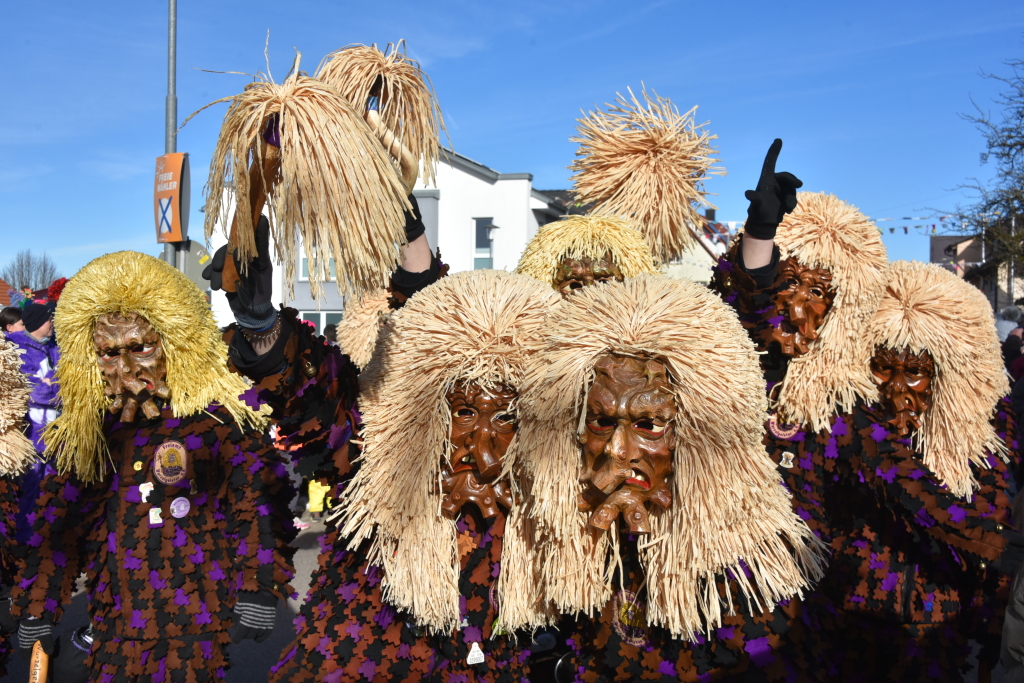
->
[467,642,485,665]
[154,152,190,243]
[153,441,188,486]
[170,497,191,519]
[148,507,164,527]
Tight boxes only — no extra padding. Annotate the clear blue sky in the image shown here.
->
[2,0,1023,278]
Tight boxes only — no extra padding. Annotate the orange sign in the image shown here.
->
[154,152,191,243]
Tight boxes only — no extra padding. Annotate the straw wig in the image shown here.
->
[515,215,659,289]
[570,87,723,263]
[194,60,410,300]
[316,41,448,187]
[337,288,391,370]
[43,252,266,484]
[0,339,36,476]
[867,260,1009,498]
[338,270,562,633]
[765,192,888,432]
[516,275,824,640]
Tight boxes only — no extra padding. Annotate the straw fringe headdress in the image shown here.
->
[337,288,392,369]
[194,59,409,300]
[44,252,267,484]
[867,260,1009,497]
[515,215,660,289]
[0,339,36,476]
[516,275,824,640]
[338,270,562,633]
[570,87,723,263]
[316,41,449,187]
[762,192,888,432]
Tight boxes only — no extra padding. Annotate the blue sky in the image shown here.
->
[2,0,1023,278]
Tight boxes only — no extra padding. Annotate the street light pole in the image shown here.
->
[163,0,178,268]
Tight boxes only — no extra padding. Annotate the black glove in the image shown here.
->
[404,194,426,243]
[995,530,1024,576]
[230,590,277,643]
[0,593,15,633]
[203,215,277,330]
[744,138,803,240]
[17,617,55,660]
[52,626,93,683]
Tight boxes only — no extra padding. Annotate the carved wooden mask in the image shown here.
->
[766,258,836,357]
[552,252,624,299]
[870,346,935,437]
[94,312,170,422]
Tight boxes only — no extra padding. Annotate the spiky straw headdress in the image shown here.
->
[763,192,888,432]
[570,87,723,263]
[867,260,1009,497]
[0,339,36,476]
[515,215,660,289]
[337,288,391,369]
[516,275,824,640]
[338,270,561,633]
[316,41,448,187]
[195,60,409,300]
[43,252,266,484]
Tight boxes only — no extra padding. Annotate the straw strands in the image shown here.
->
[767,192,889,432]
[337,288,392,369]
[0,339,36,476]
[338,270,561,633]
[515,275,824,640]
[868,261,1009,497]
[317,41,448,188]
[515,214,659,289]
[43,252,266,483]
[195,62,410,300]
[570,87,723,264]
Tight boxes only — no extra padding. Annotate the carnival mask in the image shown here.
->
[440,381,517,519]
[552,252,623,299]
[94,313,170,422]
[578,354,676,534]
[870,346,935,437]
[766,258,836,357]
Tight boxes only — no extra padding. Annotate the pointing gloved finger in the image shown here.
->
[758,139,783,183]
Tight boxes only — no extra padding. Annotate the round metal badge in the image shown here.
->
[768,413,801,441]
[169,497,191,519]
[153,441,188,486]
[611,589,649,648]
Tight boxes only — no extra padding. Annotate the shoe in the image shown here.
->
[292,516,310,530]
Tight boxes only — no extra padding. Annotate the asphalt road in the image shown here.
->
[1,520,325,682]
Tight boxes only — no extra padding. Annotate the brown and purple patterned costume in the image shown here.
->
[0,475,21,674]
[9,403,295,682]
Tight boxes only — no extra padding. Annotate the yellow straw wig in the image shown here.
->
[867,260,1009,497]
[570,87,723,263]
[194,60,409,300]
[765,192,889,432]
[0,339,36,476]
[43,252,266,483]
[316,41,448,187]
[337,288,392,370]
[515,215,659,289]
[339,270,561,633]
[516,275,824,640]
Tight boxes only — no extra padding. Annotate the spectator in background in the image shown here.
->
[323,323,338,345]
[1006,335,1024,373]
[0,308,23,336]
[5,301,59,543]
[998,305,1022,341]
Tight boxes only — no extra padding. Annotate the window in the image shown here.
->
[475,218,494,270]
[298,311,343,334]
[300,257,337,281]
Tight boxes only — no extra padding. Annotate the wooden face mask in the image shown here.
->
[578,354,676,534]
[870,346,935,437]
[766,258,836,357]
[93,312,170,422]
[552,252,624,299]
[440,381,517,519]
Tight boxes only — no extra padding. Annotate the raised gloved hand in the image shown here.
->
[203,215,277,331]
[18,617,55,660]
[994,530,1024,576]
[230,590,277,643]
[744,138,803,240]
